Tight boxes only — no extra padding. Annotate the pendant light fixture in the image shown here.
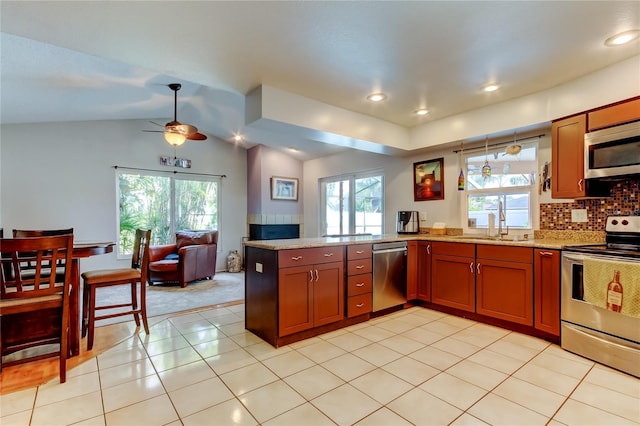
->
[458,142,465,191]
[481,136,492,179]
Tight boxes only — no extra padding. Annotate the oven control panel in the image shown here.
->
[606,215,640,233]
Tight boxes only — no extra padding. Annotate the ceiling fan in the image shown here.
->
[144,83,207,146]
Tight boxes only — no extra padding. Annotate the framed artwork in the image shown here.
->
[413,158,444,201]
[271,176,299,201]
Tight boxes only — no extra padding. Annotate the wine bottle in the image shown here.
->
[606,270,623,313]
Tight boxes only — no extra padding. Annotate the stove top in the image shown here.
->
[566,215,640,259]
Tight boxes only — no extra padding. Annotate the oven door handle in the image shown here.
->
[562,253,585,262]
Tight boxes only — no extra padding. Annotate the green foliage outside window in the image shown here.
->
[118,172,219,255]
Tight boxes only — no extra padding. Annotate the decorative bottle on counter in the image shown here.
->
[606,270,623,313]
[227,250,242,273]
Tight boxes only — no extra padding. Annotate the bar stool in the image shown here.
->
[81,229,151,350]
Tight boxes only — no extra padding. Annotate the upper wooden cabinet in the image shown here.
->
[551,97,640,199]
[588,97,640,131]
[552,114,587,198]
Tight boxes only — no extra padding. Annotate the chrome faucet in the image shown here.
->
[498,200,509,239]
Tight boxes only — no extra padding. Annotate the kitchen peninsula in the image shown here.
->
[244,233,582,347]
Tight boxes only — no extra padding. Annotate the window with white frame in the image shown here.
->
[117,170,220,256]
[319,170,384,236]
[463,141,538,231]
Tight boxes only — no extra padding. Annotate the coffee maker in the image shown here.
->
[397,211,419,234]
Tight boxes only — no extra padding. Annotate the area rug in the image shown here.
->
[93,272,244,325]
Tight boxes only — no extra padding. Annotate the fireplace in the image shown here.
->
[249,224,300,240]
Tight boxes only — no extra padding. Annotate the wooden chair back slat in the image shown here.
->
[1,235,74,299]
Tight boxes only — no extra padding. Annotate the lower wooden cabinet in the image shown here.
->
[417,241,432,301]
[431,242,475,312]
[476,245,533,326]
[278,261,344,336]
[534,249,560,336]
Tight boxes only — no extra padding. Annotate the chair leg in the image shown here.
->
[87,284,96,351]
[82,280,89,338]
[140,280,149,335]
[130,281,141,327]
[60,312,69,384]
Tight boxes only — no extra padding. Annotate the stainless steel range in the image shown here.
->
[561,215,640,377]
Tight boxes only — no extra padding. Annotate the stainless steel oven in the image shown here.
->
[561,215,640,377]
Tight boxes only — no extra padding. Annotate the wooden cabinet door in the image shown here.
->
[476,259,533,325]
[534,249,560,336]
[278,265,313,336]
[432,253,475,312]
[552,114,586,198]
[313,261,345,327]
[406,241,418,300]
[417,242,432,301]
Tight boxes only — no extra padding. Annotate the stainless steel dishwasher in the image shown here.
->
[372,241,408,312]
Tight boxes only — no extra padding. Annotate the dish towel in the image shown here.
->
[583,257,640,319]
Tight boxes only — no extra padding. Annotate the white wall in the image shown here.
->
[304,133,553,237]
[0,119,247,272]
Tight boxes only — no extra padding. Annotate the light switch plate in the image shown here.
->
[255,262,263,273]
[571,209,588,223]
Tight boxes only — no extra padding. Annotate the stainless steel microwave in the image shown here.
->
[584,120,640,179]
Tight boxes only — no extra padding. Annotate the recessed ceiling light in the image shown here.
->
[604,29,640,46]
[287,147,299,152]
[415,108,429,116]
[483,84,499,92]
[233,134,243,142]
[366,93,387,102]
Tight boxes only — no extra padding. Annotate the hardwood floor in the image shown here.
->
[1,302,242,395]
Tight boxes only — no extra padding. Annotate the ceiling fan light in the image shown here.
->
[164,131,186,146]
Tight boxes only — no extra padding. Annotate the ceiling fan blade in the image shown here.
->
[142,130,164,133]
[166,121,198,136]
[149,121,165,128]
[187,132,207,141]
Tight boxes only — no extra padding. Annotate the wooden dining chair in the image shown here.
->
[81,229,151,350]
[0,234,74,383]
[12,228,74,280]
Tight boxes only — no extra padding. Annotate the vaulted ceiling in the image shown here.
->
[2,1,639,159]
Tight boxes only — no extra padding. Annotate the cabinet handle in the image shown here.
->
[324,252,334,257]
[291,256,303,261]
[315,269,319,282]
[356,265,364,269]
[309,270,313,281]
[356,303,365,308]
[578,179,583,192]
[356,250,365,254]
[477,263,481,274]
[539,251,554,256]
[469,262,474,273]
[356,282,365,287]
[426,244,431,255]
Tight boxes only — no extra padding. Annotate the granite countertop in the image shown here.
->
[243,232,602,251]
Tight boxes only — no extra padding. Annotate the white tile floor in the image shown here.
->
[2,304,640,426]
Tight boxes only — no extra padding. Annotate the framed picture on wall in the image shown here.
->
[413,158,444,201]
[271,176,299,201]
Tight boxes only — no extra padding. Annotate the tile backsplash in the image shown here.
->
[540,178,639,231]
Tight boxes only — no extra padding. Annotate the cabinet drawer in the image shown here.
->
[432,241,474,257]
[347,274,372,296]
[347,293,372,318]
[278,246,344,268]
[347,258,372,275]
[476,244,532,263]
[347,244,372,260]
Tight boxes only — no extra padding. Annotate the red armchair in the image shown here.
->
[148,230,218,288]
